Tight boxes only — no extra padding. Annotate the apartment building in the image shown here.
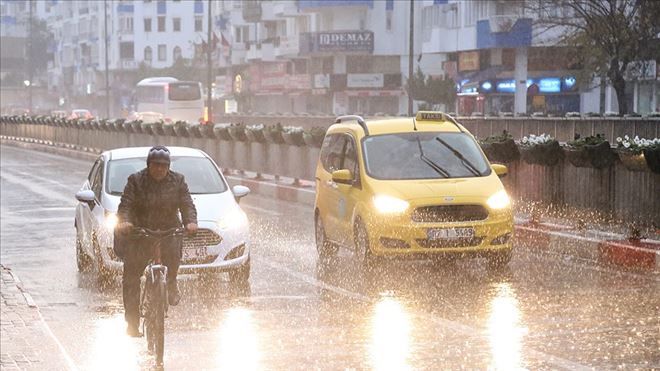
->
[216,0,419,115]
[420,0,658,115]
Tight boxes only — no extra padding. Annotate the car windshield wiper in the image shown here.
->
[435,137,483,177]
[417,137,450,178]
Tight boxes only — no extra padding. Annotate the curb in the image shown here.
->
[3,137,658,273]
[3,266,38,308]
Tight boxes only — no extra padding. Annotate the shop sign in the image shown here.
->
[314,74,330,88]
[317,31,374,52]
[625,60,657,81]
[347,73,384,88]
[458,51,479,72]
[537,77,561,93]
[286,74,311,90]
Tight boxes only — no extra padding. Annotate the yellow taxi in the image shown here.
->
[314,111,513,268]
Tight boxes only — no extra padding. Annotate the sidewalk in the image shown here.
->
[3,137,659,273]
[1,266,74,371]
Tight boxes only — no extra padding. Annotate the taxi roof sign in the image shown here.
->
[416,111,447,122]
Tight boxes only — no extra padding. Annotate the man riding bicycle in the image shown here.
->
[115,145,198,337]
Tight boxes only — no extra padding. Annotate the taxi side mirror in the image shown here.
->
[491,164,508,177]
[331,169,353,185]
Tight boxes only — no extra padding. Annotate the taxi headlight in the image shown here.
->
[373,195,409,214]
[486,190,511,210]
[217,208,248,230]
[104,212,118,231]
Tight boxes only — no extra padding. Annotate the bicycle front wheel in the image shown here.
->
[146,274,166,365]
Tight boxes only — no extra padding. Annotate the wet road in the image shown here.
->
[1,145,659,370]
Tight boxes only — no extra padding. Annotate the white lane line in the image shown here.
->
[259,259,591,371]
[0,171,76,206]
[242,204,283,216]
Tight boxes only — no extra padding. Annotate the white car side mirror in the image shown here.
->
[75,189,96,203]
[232,185,250,203]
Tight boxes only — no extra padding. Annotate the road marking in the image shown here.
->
[241,204,283,216]
[259,258,591,371]
[0,170,76,206]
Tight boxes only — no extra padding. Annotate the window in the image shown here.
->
[119,16,133,34]
[119,42,134,60]
[144,18,152,32]
[235,26,249,43]
[91,160,104,200]
[386,11,393,31]
[172,46,182,61]
[343,135,360,183]
[172,17,181,32]
[194,16,203,32]
[136,86,164,104]
[169,82,201,101]
[144,46,152,62]
[157,16,165,32]
[320,134,346,173]
[158,44,166,61]
[347,56,373,73]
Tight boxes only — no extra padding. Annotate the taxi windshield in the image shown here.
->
[362,132,491,180]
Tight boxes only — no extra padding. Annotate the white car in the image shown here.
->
[74,147,251,284]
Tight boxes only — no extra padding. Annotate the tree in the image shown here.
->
[406,67,456,111]
[532,0,660,115]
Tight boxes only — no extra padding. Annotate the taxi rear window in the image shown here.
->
[362,132,491,180]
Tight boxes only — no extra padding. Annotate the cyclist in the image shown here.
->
[116,145,198,337]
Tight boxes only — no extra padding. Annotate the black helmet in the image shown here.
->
[147,145,171,165]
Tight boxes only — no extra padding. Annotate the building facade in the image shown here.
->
[8,0,658,117]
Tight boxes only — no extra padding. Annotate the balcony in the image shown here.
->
[246,42,261,61]
[476,16,532,49]
[275,35,299,57]
[273,2,299,17]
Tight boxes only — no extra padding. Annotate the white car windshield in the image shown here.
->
[362,132,491,180]
[106,156,228,195]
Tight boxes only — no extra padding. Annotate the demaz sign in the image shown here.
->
[317,31,374,52]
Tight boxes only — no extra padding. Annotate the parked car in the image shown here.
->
[69,109,93,120]
[127,111,168,123]
[51,110,68,118]
[314,111,513,269]
[74,146,251,284]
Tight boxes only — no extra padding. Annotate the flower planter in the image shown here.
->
[643,148,660,174]
[564,141,615,169]
[186,122,203,138]
[228,124,247,141]
[282,129,304,146]
[264,126,285,144]
[519,140,563,166]
[162,122,176,136]
[480,138,520,163]
[200,124,215,138]
[303,132,324,148]
[617,151,648,172]
[173,121,189,137]
[245,126,266,143]
[213,123,232,140]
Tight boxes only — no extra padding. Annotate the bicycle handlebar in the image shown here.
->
[132,227,185,238]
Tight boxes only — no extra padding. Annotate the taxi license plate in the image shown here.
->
[182,246,208,261]
[427,227,475,240]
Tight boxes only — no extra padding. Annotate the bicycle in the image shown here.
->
[132,227,185,367]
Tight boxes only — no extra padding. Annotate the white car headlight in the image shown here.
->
[373,195,409,214]
[104,212,118,231]
[217,207,249,230]
[486,190,511,210]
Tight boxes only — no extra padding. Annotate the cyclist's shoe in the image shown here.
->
[168,284,181,306]
[126,323,142,337]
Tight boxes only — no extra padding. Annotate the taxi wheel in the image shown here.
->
[315,215,337,261]
[354,220,376,269]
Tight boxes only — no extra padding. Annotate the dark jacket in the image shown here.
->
[114,168,197,258]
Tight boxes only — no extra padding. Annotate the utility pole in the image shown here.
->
[104,0,110,118]
[28,0,33,113]
[408,0,414,116]
[206,0,213,124]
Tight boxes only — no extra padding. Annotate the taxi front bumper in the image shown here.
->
[363,210,513,257]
